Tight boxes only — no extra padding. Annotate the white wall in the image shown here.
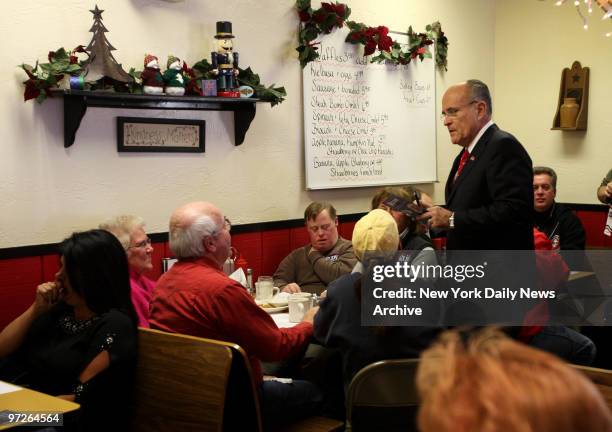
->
[0,0,495,248]
[495,0,612,204]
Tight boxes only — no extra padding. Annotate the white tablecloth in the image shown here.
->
[271,312,298,328]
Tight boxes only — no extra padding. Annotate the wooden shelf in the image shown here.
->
[49,90,260,147]
[551,61,589,131]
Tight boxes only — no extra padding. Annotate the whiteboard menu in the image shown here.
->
[303,27,437,189]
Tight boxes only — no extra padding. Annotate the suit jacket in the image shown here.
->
[445,124,534,250]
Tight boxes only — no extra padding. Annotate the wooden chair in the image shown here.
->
[224,343,343,432]
[132,328,342,432]
[131,327,236,432]
[573,364,612,411]
[345,359,420,432]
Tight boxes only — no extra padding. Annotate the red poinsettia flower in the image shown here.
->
[298,10,311,22]
[312,9,326,24]
[321,2,344,15]
[364,27,376,38]
[377,27,393,52]
[69,55,78,64]
[364,41,376,56]
[417,47,426,55]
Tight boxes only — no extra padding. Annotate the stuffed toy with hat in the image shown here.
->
[210,21,240,97]
[141,54,164,95]
[163,55,185,96]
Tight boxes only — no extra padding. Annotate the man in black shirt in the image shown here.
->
[533,166,585,251]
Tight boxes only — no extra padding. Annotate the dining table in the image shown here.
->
[0,381,80,430]
[271,312,299,329]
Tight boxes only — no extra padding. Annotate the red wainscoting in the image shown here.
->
[576,210,612,248]
[0,211,609,329]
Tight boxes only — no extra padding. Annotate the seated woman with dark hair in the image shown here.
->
[0,229,138,431]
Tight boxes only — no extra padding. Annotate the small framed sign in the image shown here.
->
[117,117,205,153]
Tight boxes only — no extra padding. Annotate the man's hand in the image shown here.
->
[418,206,453,229]
[302,306,319,324]
[598,182,612,204]
[281,283,301,294]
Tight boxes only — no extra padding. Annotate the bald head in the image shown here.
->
[171,201,221,232]
[169,201,227,261]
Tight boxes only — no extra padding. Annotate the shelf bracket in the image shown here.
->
[63,94,88,148]
[234,103,256,146]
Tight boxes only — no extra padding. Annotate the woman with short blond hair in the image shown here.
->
[100,215,155,327]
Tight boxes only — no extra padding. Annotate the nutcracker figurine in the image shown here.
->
[211,21,240,98]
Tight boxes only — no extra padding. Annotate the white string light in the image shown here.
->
[552,0,612,37]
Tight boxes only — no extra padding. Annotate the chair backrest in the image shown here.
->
[223,344,341,432]
[345,359,420,432]
[131,328,234,432]
[573,364,612,412]
[223,344,263,431]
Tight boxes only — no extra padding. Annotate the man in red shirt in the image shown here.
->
[149,201,322,427]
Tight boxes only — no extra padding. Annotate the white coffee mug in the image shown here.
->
[288,296,312,322]
[255,281,279,301]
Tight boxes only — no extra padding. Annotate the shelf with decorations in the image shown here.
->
[50,89,260,147]
[551,61,589,131]
[20,9,285,149]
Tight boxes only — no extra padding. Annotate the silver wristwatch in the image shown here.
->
[449,212,455,229]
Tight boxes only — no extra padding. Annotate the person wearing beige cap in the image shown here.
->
[313,209,441,392]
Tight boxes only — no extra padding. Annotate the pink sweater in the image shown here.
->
[130,270,156,328]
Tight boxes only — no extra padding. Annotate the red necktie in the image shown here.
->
[454,149,470,182]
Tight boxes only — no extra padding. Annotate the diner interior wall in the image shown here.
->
[494,0,612,204]
[0,0,494,248]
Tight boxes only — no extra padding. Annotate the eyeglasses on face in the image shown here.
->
[129,237,152,249]
[440,100,478,120]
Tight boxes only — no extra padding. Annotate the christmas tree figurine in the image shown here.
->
[141,54,164,95]
[83,5,132,84]
[163,55,185,96]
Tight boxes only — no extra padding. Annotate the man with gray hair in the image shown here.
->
[420,79,533,251]
[149,201,323,428]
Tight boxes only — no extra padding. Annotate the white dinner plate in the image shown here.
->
[259,305,288,314]
[256,297,288,307]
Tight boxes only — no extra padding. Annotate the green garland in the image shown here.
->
[20,49,286,106]
[296,0,448,70]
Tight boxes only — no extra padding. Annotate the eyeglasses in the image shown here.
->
[129,237,152,249]
[440,100,478,120]
[223,217,232,232]
[308,223,334,233]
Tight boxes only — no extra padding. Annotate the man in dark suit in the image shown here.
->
[420,79,534,251]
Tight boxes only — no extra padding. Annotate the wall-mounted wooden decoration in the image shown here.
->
[552,61,589,131]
